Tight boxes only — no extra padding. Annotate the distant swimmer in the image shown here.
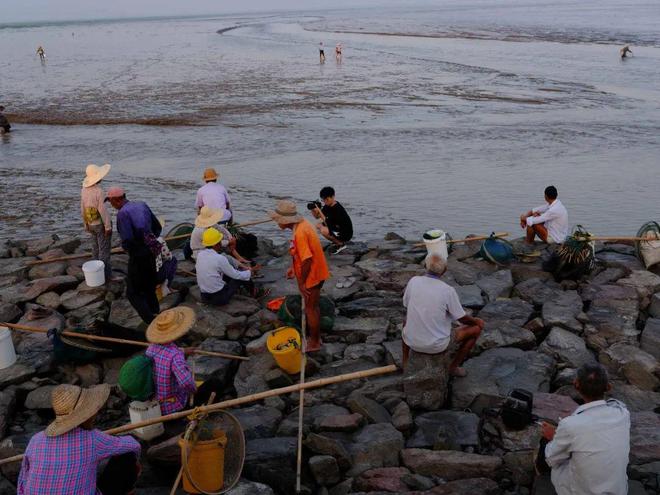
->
[620,45,633,59]
[0,106,11,134]
[335,43,343,63]
[319,42,325,63]
[36,46,46,62]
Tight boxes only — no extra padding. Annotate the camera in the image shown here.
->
[306,200,322,211]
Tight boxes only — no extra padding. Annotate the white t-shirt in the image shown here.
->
[528,199,569,243]
[195,182,232,221]
[402,275,466,354]
[195,248,250,294]
[190,225,232,259]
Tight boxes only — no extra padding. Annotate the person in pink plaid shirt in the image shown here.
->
[18,384,141,495]
[145,307,197,415]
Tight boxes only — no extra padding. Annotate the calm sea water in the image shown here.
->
[1,0,659,242]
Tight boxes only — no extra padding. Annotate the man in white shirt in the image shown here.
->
[519,186,569,244]
[195,227,257,306]
[195,167,232,223]
[402,254,485,377]
[538,363,630,495]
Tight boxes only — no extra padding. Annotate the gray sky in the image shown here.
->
[3,0,425,23]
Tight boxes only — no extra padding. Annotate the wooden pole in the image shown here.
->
[1,322,249,362]
[0,364,398,466]
[295,300,307,494]
[412,232,509,248]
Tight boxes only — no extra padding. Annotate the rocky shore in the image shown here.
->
[0,231,659,495]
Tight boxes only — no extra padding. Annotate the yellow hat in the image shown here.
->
[202,227,224,247]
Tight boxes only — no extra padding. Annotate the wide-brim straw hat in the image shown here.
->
[146,307,196,344]
[195,206,225,228]
[82,163,111,188]
[269,200,303,225]
[203,167,219,181]
[46,384,111,437]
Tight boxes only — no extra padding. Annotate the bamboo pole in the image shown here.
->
[1,322,249,362]
[295,301,308,494]
[586,236,658,242]
[412,232,509,248]
[0,364,398,466]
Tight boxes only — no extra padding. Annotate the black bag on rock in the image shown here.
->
[501,389,534,430]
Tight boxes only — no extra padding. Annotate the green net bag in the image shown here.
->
[277,295,336,332]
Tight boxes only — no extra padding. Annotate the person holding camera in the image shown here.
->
[308,186,353,255]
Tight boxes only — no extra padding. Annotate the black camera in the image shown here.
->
[306,200,322,211]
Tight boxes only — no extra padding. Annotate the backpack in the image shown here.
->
[119,355,154,401]
[501,389,534,430]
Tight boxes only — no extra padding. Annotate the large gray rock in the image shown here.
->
[542,290,583,333]
[28,261,67,280]
[514,278,563,306]
[228,405,282,439]
[455,285,486,309]
[649,293,660,318]
[539,327,595,368]
[24,385,56,410]
[475,322,536,353]
[304,432,352,470]
[216,295,261,317]
[244,437,297,492]
[65,300,109,328]
[233,352,278,396]
[427,477,500,495]
[225,480,275,495]
[347,393,391,424]
[403,349,452,410]
[0,362,36,388]
[406,411,480,451]
[343,344,384,364]
[476,270,513,302]
[532,393,579,424]
[618,270,660,300]
[630,412,660,465]
[382,340,403,368]
[477,298,534,326]
[348,423,404,476]
[331,316,389,342]
[584,306,639,351]
[355,258,422,291]
[109,298,143,329]
[599,344,660,391]
[447,260,479,286]
[0,390,16,438]
[339,297,403,319]
[279,404,351,437]
[35,291,61,309]
[597,251,644,273]
[189,338,243,385]
[354,466,411,493]
[0,257,34,280]
[401,448,502,481]
[452,348,555,409]
[0,303,22,323]
[641,318,660,361]
[309,455,341,486]
[59,283,106,311]
[182,302,247,340]
[609,383,660,412]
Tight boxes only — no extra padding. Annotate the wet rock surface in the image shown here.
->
[0,232,658,494]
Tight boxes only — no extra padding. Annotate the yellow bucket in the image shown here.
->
[179,430,227,494]
[267,327,302,374]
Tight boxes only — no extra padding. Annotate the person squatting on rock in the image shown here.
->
[17,384,141,495]
[106,187,162,324]
[309,186,354,255]
[81,163,113,282]
[195,167,233,223]
[536,362,630,495]
[519,185,569,245]
[186,206,250,265]
[270,199,330,352]
[401,254,485,377]
[195,227,259,306]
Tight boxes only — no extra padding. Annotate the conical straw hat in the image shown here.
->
[195,206,225,228]
[146,307,196,344]
[82,163,111,188]
[46,384,111,437]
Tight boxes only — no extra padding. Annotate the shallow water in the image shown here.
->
[1,0,659,242]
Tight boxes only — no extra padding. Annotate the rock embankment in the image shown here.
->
[0,232,659,495]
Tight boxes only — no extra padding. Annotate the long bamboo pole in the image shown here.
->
[412,232,509,248]
[1,322,249,362]
[0,364,398,466]
[295,301,308,494]
[25,218,274,266]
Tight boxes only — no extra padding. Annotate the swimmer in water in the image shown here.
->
[0,106,11,134]
[620,45,633,59]
[36,46,46,62]
[335,43,342,63]
[319,42,325,63]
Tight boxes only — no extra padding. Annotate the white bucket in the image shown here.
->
[82,260,105,287]
[0,327,17,370]
[423,229,448,260]
[129,400,165,441]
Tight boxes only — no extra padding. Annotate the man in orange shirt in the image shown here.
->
[270,200,330,352]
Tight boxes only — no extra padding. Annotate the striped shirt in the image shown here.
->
[17,428,140,495]
[146,343,196,414]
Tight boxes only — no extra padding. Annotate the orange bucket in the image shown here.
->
[179,430,227,494]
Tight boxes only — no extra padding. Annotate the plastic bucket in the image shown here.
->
[267,327,302,374]
[128,400,165,441]
[423,229,448,260]
[0,327,17,370]
[82,260,105,287]
[179,430,227,494]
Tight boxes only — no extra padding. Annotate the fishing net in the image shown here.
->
[278,295,336,332]
[543,225,595,281]
[636,221,660,269]
[118,355,154,401]
[49,327,112,364]
[165,222,194,251]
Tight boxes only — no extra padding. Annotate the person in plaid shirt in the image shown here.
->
[145,307,197,414]
[18,384,141,495]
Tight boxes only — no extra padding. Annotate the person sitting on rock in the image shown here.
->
[17,384,141,495]
[145,307,197,414]
[536,363,630,495]
[401,254,484,377]
[186,206,250,266]
[519,185,569,245]
[195,227,259,306]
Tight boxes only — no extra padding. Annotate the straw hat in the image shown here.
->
[269,200,303,225]
[146,307,196,344]
[195,206,225,228]
[203,168,219,181]
[46,384,111,437]
[82,163,111,188]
